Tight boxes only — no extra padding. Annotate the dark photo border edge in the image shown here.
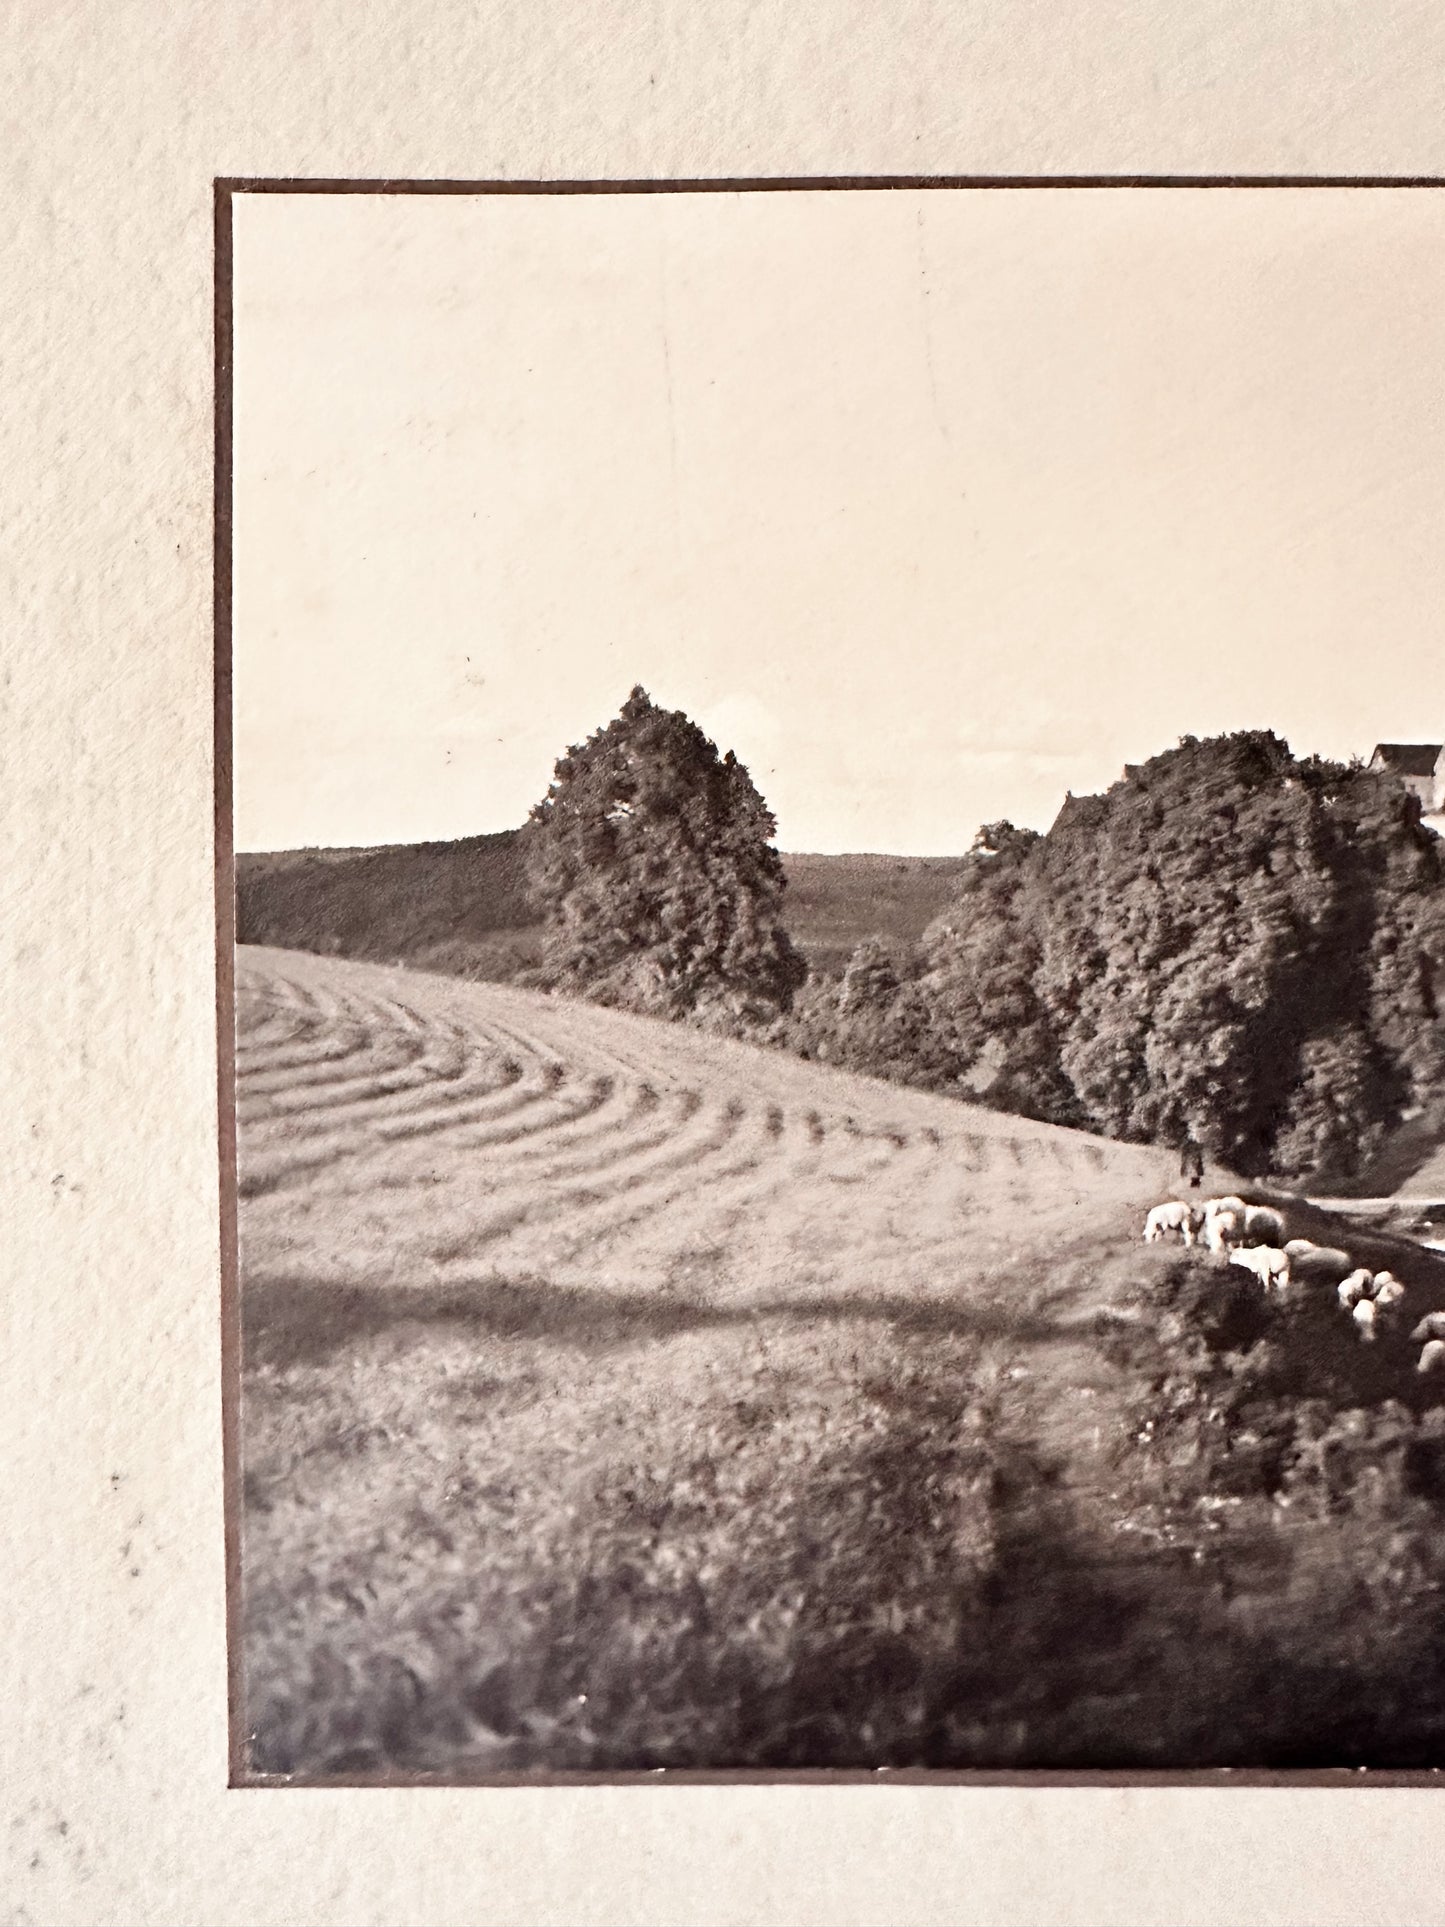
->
[215,171,1445,1789]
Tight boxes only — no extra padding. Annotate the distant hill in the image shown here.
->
[235,830,538,983]
[777,852,972,972]
[233,834,969,983]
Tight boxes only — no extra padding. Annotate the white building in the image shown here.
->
[1368,743,1445,816]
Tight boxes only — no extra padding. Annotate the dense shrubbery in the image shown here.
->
[523,687,806,1028]
[523,711,1445,1180]
[787,733,1445,1180]
[1082,1243,1445,1763]
[1109,1250,1445,1501]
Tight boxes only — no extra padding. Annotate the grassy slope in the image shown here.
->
[1404,1140,1445,1194]
[235,831,537,982]
[234,835,969,981]
[235,946,1445,1776]
[773,851,971,972]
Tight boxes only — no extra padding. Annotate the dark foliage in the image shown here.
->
[784,732,1445,1179]
[523,687,806,1026]
[1089,1243,1445,1766]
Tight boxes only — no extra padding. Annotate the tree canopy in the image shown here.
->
[523,686,805,1024]
[787,731,1445,1180]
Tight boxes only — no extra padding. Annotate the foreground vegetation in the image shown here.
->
[244,1200,1445,1774]
[245,1309,1001,1773]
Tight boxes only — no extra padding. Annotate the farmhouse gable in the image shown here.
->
[1368,742,1445,813]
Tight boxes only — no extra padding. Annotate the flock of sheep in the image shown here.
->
[1143,1195,1445,1373]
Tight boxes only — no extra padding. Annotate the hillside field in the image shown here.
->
[771,851,972,972]
[235,946,1445,1776]
[235,836,968,980]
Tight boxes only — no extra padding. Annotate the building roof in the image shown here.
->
[1370,743,1443,778]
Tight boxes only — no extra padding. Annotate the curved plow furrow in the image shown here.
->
[241,1076,557,1184]
[430,1081,615,1154]
[235,1007,323,1056]
[234,989,324,1048]
[475,1076,672,1170]
[431,1093,745,1248]
[415,1104,760,1269]
[238,1142,372,1202]
[521,1088,702,1181]
[549,1094,749,1197]
[238,1036,435,1115]
[464,1015,620,1092]
[487,1109,785,1275]
[373,1075,570,1146]
[404,1110,772,1269]
[559,1111,838,1293]
[234,944,1176,1296]
[245,1044,519,1136]
[474,1005,695,1092]
[236,1012,370,1076]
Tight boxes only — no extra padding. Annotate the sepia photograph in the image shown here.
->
[222,178,1445,1782]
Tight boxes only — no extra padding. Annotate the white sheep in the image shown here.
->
[1204,1207,1246,1255]
[1419,1338,1445,1375]
[1229,1244,1291,1291]
[1287,1244,1353,1285]
[1353,1297,1379,1342]
[1410,1312,1445,1344]
[1373,1275,1407,1310]
[1144,1201,1195,1245]
[1337,1269,1375,1309]
[1204,1194,1248,1220]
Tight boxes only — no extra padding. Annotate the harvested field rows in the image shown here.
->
[236,946,1172,1321]
[235,945,1191,1777]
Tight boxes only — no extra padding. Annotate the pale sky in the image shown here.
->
[232,186,1445,856]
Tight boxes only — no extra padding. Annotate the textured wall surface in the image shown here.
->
[8,5,1445,1921]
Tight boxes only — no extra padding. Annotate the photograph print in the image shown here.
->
[223,179,1445,1780]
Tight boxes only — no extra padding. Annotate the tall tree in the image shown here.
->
[909,732,1445,1178]
[523,687,805,1023]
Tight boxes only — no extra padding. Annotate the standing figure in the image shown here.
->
[1179,1134,1205,1190]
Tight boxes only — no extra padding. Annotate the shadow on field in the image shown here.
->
[243,1406,1445,1774]
[241,1268,1068,1369]
[1262,1195,1445,1294]
[239,1234,1445,1773]
[909,1442,1445,1771]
